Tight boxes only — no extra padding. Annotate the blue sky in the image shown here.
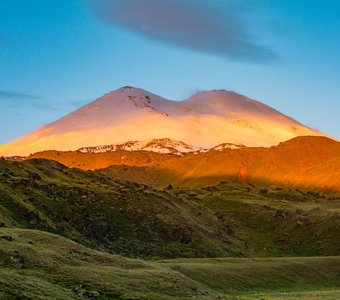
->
[0,0,339,143]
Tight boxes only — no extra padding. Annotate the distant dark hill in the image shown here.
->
[29,136,340,191]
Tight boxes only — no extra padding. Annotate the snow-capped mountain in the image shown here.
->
[78,138,206,155]
[0,86,325,156]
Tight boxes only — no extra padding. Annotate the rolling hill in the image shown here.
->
[1,157,340,259]
[3,228,340,299]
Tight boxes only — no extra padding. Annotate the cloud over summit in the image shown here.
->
[89,0,278,62]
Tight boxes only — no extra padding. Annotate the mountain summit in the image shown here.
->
[0,86,324,156]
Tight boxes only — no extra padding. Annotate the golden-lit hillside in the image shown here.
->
[28,136,340,191]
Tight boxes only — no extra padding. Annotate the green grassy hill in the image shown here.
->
[0,228,214,299]
[1,228,340,299]
[0,158,243,258]
[1,158,340,258]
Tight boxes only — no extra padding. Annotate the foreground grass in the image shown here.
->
[0,228,213,299]
[1,228,340,299]
[239,290,340,299]
[160,257,340,297]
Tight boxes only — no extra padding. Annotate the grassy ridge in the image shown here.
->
[1,158,340,258]
[0,158,243,258]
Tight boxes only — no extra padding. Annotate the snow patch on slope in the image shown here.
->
[211,143,246,151]
[78,139,248,155]
[78,138,206,156]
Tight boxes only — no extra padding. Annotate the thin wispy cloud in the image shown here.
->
[89,0,278,63]
[0,90,90,113]
[0,91,41,100]
[0,90,55,111]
